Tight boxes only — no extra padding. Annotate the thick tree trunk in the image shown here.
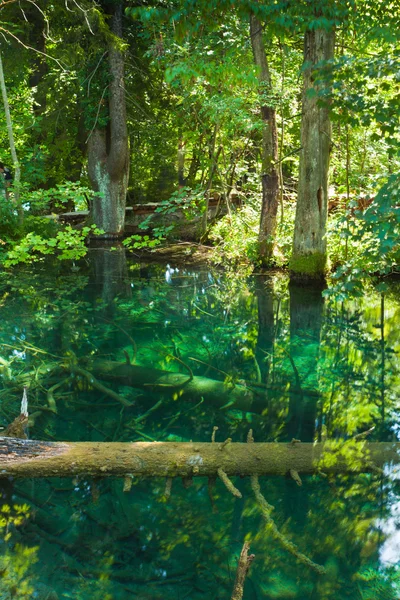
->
[290,28,335,279]
[250,14,279,264]
[88,2,129,237]
[0,438,397,478]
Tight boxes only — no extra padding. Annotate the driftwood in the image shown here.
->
[0,438,398,479]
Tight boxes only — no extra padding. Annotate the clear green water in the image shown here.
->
[1,248,400,599]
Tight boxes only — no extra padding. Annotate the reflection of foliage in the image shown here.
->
[355,566,400,600]
[4,225,104,266]
[0,504,38,599]
[0,258,399,598]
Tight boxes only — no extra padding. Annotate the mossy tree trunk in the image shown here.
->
[87,2,129,238]
[250,14,279,264]
[290,27,335,280]
[0,437,397,478]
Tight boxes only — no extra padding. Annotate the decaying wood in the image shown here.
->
[231,541,255,600]
[90,359,319,412]
[0,438,399,479]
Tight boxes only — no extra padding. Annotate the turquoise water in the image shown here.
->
[0,248,400,599]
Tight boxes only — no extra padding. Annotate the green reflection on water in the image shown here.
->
[0,249,400,599]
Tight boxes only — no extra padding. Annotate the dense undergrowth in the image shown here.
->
[1,171,400,302]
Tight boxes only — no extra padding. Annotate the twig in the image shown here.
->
[218,468,242,498]
[164,477,172,500]
[231,541,255,600]
[289,469,302,486]
[219,438,231,450]
[85,84,109,144]
[250,474,325,574]
[123,475,133,492]
[69,365,132,407]
[165,353,193,381]
[134,399,163,425]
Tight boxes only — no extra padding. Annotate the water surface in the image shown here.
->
[0,249,399,599]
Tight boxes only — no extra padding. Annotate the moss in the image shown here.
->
[289,252,327,280]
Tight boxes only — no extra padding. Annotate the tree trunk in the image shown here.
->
[290,27,335,279]
[250,14,279,264]
[0,51,21,213]
[88,2,129,237]
[0,438,396,478]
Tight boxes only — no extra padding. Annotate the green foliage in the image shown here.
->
[0,196,21,241]
[123,234,163,250]
[326,174,400,299]
[138,186,205,241]
[209,204,261,266]
[21,181,95,214]
[4,224,103,266]
[0,503,38,599]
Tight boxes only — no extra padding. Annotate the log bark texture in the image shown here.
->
[0,438,398,479]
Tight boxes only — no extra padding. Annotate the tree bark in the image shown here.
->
[88,2,129,237]
[0,438,397,479]
[290,27,335,280]
[250,14,279,264]
[0,51,21,211]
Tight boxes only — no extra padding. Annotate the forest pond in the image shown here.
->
[1,248,400,600]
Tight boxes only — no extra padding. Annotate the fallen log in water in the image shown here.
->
[0,438,398,479]
[90,359,319,412]
[91,359,257,410]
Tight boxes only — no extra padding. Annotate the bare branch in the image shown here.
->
[0,26,67,71]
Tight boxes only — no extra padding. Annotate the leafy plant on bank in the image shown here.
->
[124,186,206,251]
[21,181,97,214]
[325,174,400,300]
[4,225,104,266]
[209,204,260,267]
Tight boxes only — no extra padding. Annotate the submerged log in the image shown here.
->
[90,360,319,412]
[0,438,398,479]
[91,359,256,410]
